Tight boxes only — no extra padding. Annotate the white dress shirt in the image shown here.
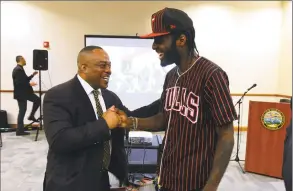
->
[77,75,112,153]
[77,75,106,118]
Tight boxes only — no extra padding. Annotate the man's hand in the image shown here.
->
[33,71,38,76]
[116,109,127,126]
[102,106,121,129]
[114,109,134,128]
[30,82,37,86]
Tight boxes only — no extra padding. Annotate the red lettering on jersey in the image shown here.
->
[186,92,199,123]
[173,87,181,111]
[164,87,199,123]
[179,88,187,116]
[165,88,174,111]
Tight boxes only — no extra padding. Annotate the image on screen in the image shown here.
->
[85,36,175,110]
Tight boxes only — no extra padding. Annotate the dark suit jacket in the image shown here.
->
[131,99,162,118]
[12,65,34,100]
[43,76,130,191]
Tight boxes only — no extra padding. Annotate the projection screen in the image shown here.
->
[85,35,175,110]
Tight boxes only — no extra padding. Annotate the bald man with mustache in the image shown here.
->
[43,46,130,191]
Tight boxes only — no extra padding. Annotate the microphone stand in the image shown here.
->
[230,85,255,173]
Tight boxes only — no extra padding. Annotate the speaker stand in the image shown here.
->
[35,70,43,141]
[0,131,2,147]
[24,120,40,131]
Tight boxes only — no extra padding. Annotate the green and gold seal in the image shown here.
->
[261,108,285,130]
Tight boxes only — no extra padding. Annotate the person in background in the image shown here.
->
[119,7,237,191]
[282,97,292,191]
[12,55,39,136]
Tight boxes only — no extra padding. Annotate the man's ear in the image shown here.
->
[176,34,187,47]
[80,64,88,73]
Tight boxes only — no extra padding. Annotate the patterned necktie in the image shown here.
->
[93,90,111,169]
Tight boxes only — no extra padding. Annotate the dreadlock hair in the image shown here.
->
[172,27,199,56]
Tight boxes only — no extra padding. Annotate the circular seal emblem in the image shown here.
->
[261,108,285,130]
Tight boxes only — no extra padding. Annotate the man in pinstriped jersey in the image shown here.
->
[120,8,237,191]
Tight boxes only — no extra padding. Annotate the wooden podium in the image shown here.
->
[245,101,291,178]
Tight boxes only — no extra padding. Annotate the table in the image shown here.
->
[125,135,162,174]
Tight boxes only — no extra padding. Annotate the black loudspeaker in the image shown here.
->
[33,49,48,70]
[0,110,9,129]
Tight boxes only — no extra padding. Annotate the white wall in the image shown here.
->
[278,1,292,95]
[1,1,292,126]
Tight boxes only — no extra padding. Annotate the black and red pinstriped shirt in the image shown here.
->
[159,57,237,191]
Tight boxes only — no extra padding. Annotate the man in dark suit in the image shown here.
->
[282,97,292,191]
[43,46,134,191]
[12,55,40,136]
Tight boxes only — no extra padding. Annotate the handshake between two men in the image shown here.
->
[102,106,135,130]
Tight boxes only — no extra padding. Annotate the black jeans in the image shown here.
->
[17,94,40,131]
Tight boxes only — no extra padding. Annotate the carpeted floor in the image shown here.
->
[0,131,286,191]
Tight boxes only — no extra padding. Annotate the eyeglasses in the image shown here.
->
[83,60,111,70]
[94,62,111,70]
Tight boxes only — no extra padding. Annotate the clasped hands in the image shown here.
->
[102,106,132,129]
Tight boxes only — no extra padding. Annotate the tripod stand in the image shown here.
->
[32,49,48,141]
[24,119,40,130]
[231,96,245,173]
[230,83,257,173]
[35,70,43,141]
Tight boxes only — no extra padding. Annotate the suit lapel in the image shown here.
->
[101,89,112,110]
[72,76,96,121]
[101,89,116,135]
